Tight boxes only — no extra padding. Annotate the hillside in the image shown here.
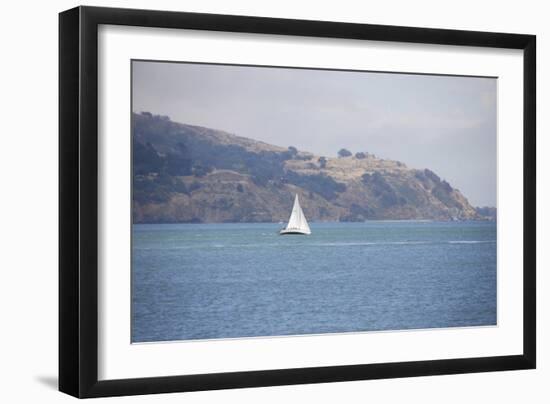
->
[133,112,486,223]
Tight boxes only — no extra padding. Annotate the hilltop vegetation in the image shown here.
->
[133,112,488,223]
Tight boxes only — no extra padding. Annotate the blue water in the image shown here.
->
[132,221,496,342]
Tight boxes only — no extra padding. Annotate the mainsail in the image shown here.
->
[280,194,311,235]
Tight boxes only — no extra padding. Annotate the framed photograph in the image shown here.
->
[59,6,536,398]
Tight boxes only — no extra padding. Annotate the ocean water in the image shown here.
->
[132,221,496,343]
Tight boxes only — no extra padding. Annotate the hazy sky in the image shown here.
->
[132,60,497,207]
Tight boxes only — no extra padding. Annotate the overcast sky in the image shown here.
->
[132,60,497,207]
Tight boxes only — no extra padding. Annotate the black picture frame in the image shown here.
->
[59,5,536,398]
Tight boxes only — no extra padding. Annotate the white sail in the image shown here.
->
[280,194,311,235]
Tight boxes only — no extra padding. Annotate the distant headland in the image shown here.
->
[133,112,495,224]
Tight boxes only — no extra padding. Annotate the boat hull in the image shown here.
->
[279,229,311,235]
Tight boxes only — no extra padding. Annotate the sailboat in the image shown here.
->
[280,194,311,235]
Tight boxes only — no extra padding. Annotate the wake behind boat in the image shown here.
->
[280,194,311,235]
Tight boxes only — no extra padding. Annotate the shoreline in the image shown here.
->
[132,219,497,226]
